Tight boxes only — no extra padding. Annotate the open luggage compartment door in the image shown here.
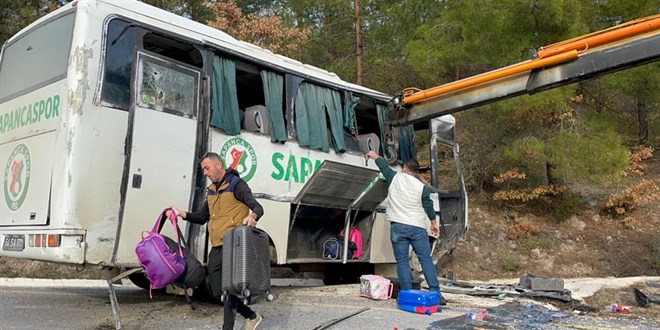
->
[292,160,386,210]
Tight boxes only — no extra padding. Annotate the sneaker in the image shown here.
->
[245,313,263,330]
[439,297,448,306]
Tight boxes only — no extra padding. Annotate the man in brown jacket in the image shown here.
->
[170,152,264,330]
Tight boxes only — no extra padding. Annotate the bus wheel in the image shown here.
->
[128,271,152,291]
[323,263,374,285]
[193,275,222,304]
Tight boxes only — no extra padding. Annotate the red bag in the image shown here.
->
[340,227,363,259]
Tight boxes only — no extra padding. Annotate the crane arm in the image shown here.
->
[388,15,660,126]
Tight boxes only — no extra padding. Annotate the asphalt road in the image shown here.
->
[1,278,659,330]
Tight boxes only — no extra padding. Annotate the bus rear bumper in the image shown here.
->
[0,229,86,265]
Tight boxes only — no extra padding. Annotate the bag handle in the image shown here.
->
[387,282,394,299]
[152,208,184,256]
[152,208,173,233]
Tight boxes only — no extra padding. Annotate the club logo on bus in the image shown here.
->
[220,138,257,182]
[3,144,31,211]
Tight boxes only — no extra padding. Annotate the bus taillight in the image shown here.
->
[29,234,61,248]
[47,234,61,248]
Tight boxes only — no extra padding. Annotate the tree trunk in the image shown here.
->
[355,1,364,85]
[636,96,648,144]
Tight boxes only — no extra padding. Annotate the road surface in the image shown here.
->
[1,277,659,329]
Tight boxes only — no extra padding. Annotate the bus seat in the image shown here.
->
[244,105,269,134]
[358,133,380,155]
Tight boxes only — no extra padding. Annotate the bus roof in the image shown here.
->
[4,0,390,102]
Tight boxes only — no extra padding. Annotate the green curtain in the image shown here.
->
[295,83,326,151]
[398,125,416,162]
[343,95,360,136]
[376,104,390,158]
[260,70,287,143]
[295,83,346,152]
[324,89,346,152]
[210,56,240,135]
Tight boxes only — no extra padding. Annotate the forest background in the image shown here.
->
[0,0,658,280]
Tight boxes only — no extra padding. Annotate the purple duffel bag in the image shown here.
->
[135,208,186,296]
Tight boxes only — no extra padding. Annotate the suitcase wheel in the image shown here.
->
[242,288,250,298]
[266,293,274,302]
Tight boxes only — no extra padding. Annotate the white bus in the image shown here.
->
[0,0,467,291]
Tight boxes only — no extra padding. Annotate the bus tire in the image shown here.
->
[127,271,164,293]
[193,275,222,305]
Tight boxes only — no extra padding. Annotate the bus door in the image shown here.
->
[113,51,202,264]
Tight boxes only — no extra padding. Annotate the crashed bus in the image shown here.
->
[0,0,468,294]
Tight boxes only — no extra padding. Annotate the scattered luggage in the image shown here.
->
[397,289,442,315]
[161,223,206,289]
[222,226,273,303]
[135,208,186,297]
[359,275,393,300]
[340,227,363,259]
[322,229,360,260]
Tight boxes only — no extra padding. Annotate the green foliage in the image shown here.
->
[0,0,70,46]
[500,257,522,272]
[546,117,628,184]
[651,234,660,270]
[552,192,581,221]
[517,237,552,256]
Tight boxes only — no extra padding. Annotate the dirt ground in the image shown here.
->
[443,155,660,282]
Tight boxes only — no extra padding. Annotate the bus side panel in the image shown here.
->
[0,83,65,227]
[210,130,377,198]
[253,199,290,265]
[57,5,127,265]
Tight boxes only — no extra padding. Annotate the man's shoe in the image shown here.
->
[439,297,448,306]
[245,313,263,330]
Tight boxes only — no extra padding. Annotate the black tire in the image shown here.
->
[127,271,165,293]
[323,263,374,285]
[193,275,223,304]
[128,271,150,290]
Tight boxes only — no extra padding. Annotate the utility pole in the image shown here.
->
[355,0,364,85]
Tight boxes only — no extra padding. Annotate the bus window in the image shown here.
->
[142,33,203,68]
[294,82,345,152]
[100,19,135,110]
[236,61,265,111]
[136,53,199,117]
[347,98,382,154]
[235,62,288,142]
[0,12,75,102]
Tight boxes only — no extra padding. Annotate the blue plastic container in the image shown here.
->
[397,290,442,314]
[397,289,440,306]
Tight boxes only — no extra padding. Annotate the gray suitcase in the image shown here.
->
[222,226,273,303]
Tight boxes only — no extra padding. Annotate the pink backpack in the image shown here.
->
[359,275,393,300]
[135,208,186,296]
[340,227,363,259]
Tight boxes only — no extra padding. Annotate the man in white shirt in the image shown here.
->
[366,151,444,303]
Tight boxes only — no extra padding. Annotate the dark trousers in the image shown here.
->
[208,246,256,329]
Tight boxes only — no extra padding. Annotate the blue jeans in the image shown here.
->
[390,222,440,292]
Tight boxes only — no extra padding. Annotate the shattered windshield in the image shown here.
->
[137,59,197,116]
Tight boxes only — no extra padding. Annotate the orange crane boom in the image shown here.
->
[399,14,660,108]
[389,14,660,126]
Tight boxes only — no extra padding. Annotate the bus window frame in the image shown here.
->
[97,15,205,111]
[0,9,76,103]
[134,50,201,120]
